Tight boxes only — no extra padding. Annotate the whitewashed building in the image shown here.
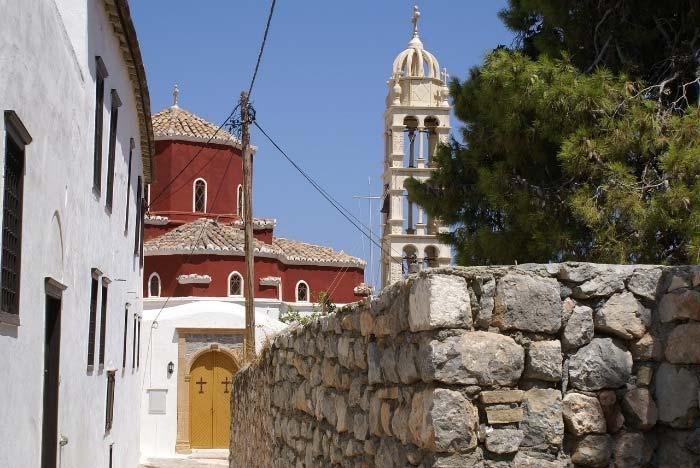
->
[380,6,452,287]
[0,1,153,467]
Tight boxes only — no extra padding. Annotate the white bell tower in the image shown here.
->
[380,5,452,287]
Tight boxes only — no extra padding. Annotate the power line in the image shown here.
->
[253,120,403,264]
[147,0,276,211]
[247,0,277,96]
[146,103,241,211]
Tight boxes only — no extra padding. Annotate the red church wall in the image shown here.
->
[144,254,365,304]
[148,140,243,221]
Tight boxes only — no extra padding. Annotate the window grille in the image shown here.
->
[229,272,243,296]
[124,139,134,232]
[93,57,108,193]
[87,272,99,368]
[137,317,141,368]
[134,176,141,255]
[98,281,109,366]
[296,282,309,302]
[1,132,24,317]
[237,185,243,217]
[194,179,206,213]
[105,90,121,211]
[149,274,160,297]
[122,305,129,369]
[132,314,137,370]
[105,371,115,432]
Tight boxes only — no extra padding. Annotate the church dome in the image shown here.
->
[152,84,242,149]
[391,6,441,80]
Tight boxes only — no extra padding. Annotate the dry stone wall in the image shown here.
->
[230,263,700,467]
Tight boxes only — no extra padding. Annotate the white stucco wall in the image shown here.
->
[139,298,287,458]
[0,0,146,467]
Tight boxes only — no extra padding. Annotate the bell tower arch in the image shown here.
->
[380,5,452,287]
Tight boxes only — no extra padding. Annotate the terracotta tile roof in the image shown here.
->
[145,219,365,268]
[152,105,241,148]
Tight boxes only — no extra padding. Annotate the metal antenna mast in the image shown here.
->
[353,177,381,292]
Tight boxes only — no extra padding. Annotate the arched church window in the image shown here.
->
[237,184,243,217]
[148,273,161,298]
[424,246,439,268]
[296,281,309,302]
[193,178,207,213]
[402,245,419,276]
[228,272,243,297]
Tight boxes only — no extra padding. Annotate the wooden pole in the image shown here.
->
[240,91,255,359]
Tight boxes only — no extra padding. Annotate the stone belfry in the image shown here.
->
[380,5,452,288]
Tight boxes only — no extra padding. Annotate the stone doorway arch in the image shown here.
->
[175,329,245,454]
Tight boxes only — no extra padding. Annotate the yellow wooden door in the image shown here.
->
[190,352,214,448]
[212,353,234,448]
[190,351,235,449]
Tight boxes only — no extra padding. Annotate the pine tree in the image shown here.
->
[408,47,700,264]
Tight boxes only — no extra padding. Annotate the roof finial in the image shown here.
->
[411,5,421,39]
[172,83,180,108]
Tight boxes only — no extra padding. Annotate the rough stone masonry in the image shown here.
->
[229,263,700,467]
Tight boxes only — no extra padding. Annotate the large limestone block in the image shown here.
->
[594,292,646,340]
[512,453,568,468]
[613,432,654,468]
[562,392,607,435]
[520,388,564,449]
[408,387,478,452]
[562,305,594,350]
[658,289,700,322]
[627,267,663,300]
[485,428,524,454]
[572,434,613,467]
[525,340,562,381]
[494,273,562,333]
[568,338,632,391]
[621,387,657,430]
[421,331,524,386]
[409,274,471,331]
[655,363,699,428]
[665,322,700,364]
[573,274,625,299]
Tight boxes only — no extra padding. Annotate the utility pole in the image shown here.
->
[353,177,381,293]
[240,91,255,360]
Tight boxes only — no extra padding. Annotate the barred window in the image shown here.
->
[148,273,161,298]
[98,279,109,366]
[229,272,243,297]
[87,270,100,368]
[193,178,206,213]
[93,57,108,193]
[105,90,121,211]
[296,281,309,302]
[105,371,115,432]
[0,121,26,320]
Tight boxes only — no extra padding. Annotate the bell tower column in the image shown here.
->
[380,5,453,287]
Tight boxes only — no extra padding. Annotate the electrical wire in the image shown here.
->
[253,120,404,264]
[247,0,276,97]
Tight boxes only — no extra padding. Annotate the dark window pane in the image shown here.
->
[99,283,108,365]
[194,180,206,212]
[1,135,24,316]
[105,90,120,210]
[93,70,105,192]
[87,276,99,367]
[105,371,115,431]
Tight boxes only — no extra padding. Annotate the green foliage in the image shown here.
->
[278,291,336,325]
[499,0,700,104]
[278,306,319,326]
[408,50,700,264]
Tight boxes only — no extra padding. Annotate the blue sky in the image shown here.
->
[131,1,515,288]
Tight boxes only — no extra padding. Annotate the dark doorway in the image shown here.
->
[41,292,62,468]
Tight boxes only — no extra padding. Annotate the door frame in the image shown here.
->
[41,277,67,468]
[174,328,244,454]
